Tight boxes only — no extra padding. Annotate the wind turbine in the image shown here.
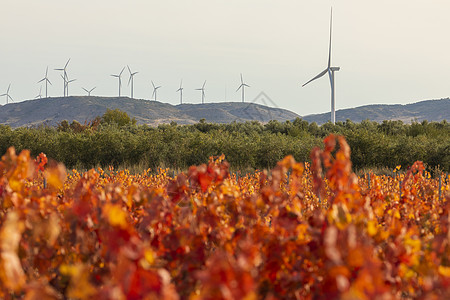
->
[37,66,52,98]
[82,87,96,96]
[127,66,138,98]
[1,84,14,104]
[65,77,76,96]
[36,86,43,99]
[111,67,125,97]
[196,80,206,104]
[55,58,70,97]
[236,73,250,103]
[302,8,340,124]
[176,80,183,104]
[151,81,161,101]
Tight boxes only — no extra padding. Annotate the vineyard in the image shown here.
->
[0,135,449,299]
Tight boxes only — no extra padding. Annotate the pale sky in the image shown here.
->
[1,0,449,116]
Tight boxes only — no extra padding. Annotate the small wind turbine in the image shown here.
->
[65,77,76,96]
[82,87,96,96]
[127,66,138,98]
[36,86,43,99]
[196,80,206,104]
[1,84,14,104]
[55,58,70,97]
[176,80,183,104]
[37,66,52,98]
[151,81,161,101]
[111,67,125,97]
[236,73,250,103]
[302,8,340,124]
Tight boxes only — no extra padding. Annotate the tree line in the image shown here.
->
[0,109,448,173]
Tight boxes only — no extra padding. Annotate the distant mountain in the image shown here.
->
[1,96,448,128]
[0,96,300,128]
[302,99,449,124]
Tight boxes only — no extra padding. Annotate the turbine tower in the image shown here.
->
[176,80,183,104]
[55,59,71,97]
[37,66,52,98]
[196,80,206,104]
[236,73,250,103]
[302,8,340,124]
[151,81,161,101]
[82,87,96,96]
[127,65,138,98]
[1,84,14,104]
[111,67,125,97]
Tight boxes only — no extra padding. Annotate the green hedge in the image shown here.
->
[0,118,448,172]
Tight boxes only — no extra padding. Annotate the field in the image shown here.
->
[0,135,449,299]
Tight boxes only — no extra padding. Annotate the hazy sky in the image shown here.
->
[1,0,449,116]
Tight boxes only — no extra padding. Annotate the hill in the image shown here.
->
[0,96,300,128]
[302,98,449,124]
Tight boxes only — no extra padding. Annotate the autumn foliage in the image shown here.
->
[0,135,449,299]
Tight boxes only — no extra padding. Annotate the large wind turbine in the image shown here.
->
[1,84,14,104]
[111,67,125,97]
[55,59,70,97]
[151,81,161,101]
[196,80,206,104]
[82,87,96,96]
[176,80,183,104]
[37,66,52,98]
[302,8,340,124]
[236,73,250,103]
[127,65,138,98]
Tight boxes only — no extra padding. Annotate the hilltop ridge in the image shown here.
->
[0,96,448,128]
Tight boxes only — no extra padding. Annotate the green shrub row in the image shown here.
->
[0,115,448,173]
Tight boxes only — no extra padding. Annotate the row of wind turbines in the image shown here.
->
[2,8,340,123]
[4,59,252,105]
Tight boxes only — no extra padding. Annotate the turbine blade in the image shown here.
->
[244,84,250,87]
[127,65,132,74]
[132,72,138,76]
[38,78,45,83]
[128,75,132,86]
[7,84,11,93]
[91,87,96,92]
[240,73,243,84]
[47,79,52,85]
[64,58,71,69]
[302,69,328,87]
[328,7,333,68]
[83,88,89,92]
[45,66,49,76]
[151,81,156,88]
[119,67,125,76]
[328,69,333,88]
[236,84,243,92]
[203,80,206,88]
